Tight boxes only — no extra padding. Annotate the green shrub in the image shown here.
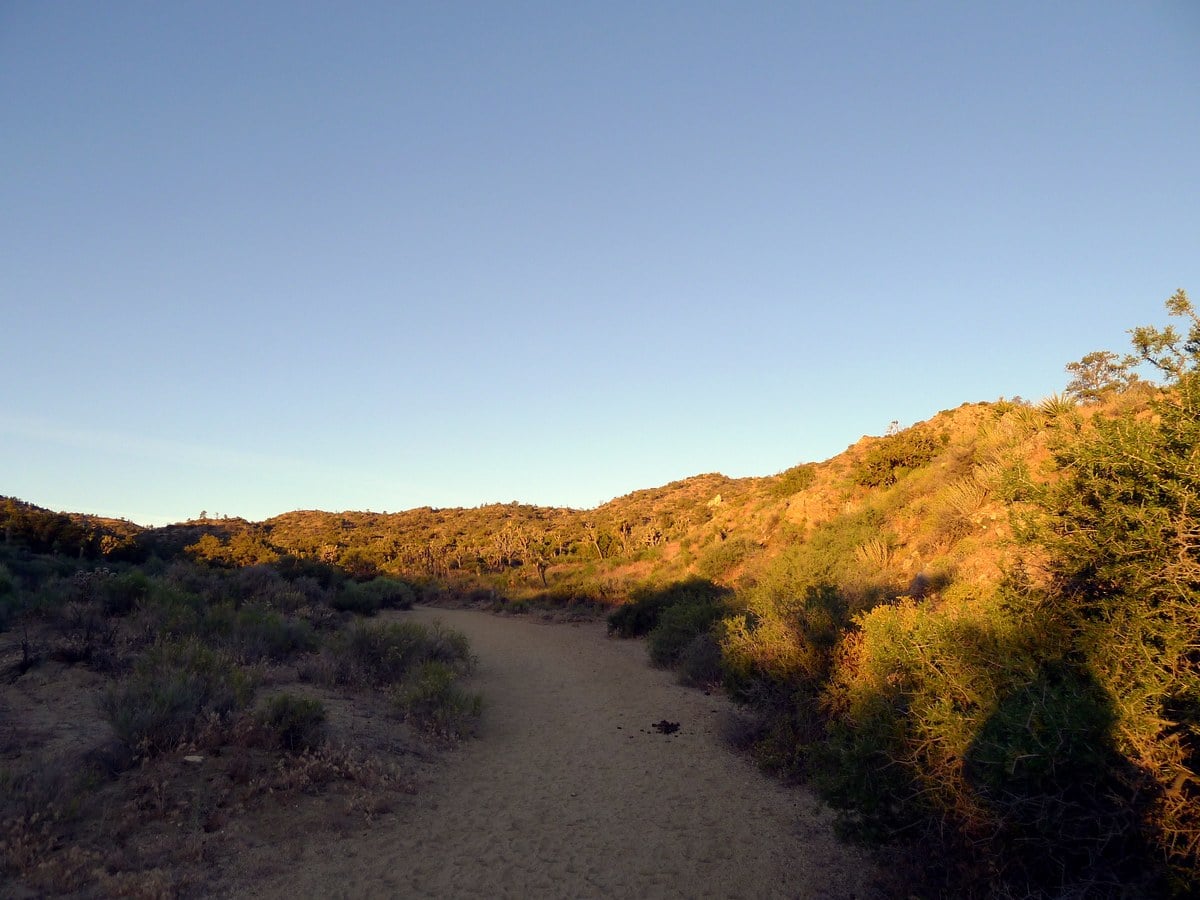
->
[338,621,428,683]
[391,661,481,742]
[722,583,847,704]
[816,580,1168,894]
[258,694,326,754]
[752,510,886,608]
[853,428,942,487]
[677,632,724,687]
[608,578,730,638]
[423,621,475,670]
[0,564,20,630]
[204,603,317,662]
[696,536,759,580]
[101,570,150,616]
[1037,369,1200,884]
[996,460,1034,503]
[770,464,816,497]
[102,638,254,754]
[331,581,383,615]
[324,620,473,687]
[130,580,206,640]
[331,577,415,615]
[647,600,725,668]
[274,554,345,590]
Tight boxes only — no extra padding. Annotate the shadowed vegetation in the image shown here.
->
[5,292,1197,896]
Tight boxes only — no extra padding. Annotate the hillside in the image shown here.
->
[1,397,1070,605]
[0,399,1077,619]
[3,295,1198,897]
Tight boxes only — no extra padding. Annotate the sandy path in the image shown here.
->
[233,608,879,899]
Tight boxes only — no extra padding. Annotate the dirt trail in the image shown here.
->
[230,607,879,899]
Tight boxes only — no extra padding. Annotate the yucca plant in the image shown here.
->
[1038,392,1078,420]
[853,537,895,571]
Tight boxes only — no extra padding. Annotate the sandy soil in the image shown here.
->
[219,607,881,899]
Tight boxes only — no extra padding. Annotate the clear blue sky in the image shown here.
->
[2,2,1197,525]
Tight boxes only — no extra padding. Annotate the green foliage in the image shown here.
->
[646,598,726,669]
[331,576,416,616]
[1037,392,1078,421]
[995,460,1033,504]
[322,620,474,688]
[391,661,482,742]
[676,632,724,687]
[338,548,379,581]
[330,583,383,615]
[695,536,759,580]
[607,578,731,638]
[1038,369,1200,877]
[753,509,890,608]
[723,583,847,699]
[0,497,98,557]
[102,638,254,754]
[1129,288,1199,379]
[199,602,317,662]
[101,570,150,616]
[1064,350,1135,402]
[0,564,17,630]
[274,554,345,590]
[852,428,942,487]
[818,582,1161,893]
[258,694,327,754]
[185,530,280,567]
[770,463,816,498]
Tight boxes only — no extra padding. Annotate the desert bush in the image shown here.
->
[101,570,150,616]
[332,576,416,616]
[258,694,326,754]
[0,564,22,630]
[334,621,430,684]
[852,428,943,488]
[677,632,724,687]
[48,600,119,667]
[127,579,207,642]
[319,619,473,688]
[647,598,725,669]
[231,564,311,611]
[287,575,331,607]
[199,603,317,662]
[1035,369,1200,884]
[723,584,847,700]
[274,554,345,590]
[1038,391,1078,420]
[524,583,605,609]
[851,537,894,572]
[162,559,223,600]
[696,536,759,580]
[608,578,730,638]
[102,638,254,754]
[995,459,1034,503]
[330,582,382,615]
[930,478,990,542]
[391,661,481,742]
[423,621,475,670]
[819,583,1160,894]
[757,510,887,603]
[770,463,816,498]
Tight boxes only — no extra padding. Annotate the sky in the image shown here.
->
[2,2,1198,526]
